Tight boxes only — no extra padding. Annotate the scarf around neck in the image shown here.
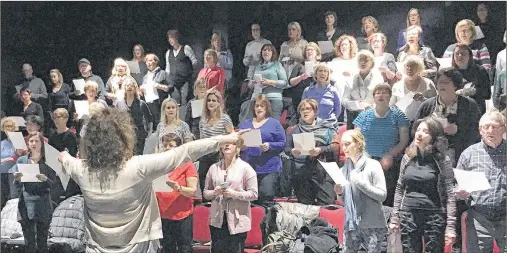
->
[297,117,333,145]
[342,153,368,231]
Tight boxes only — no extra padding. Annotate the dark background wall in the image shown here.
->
[2,1,505,112]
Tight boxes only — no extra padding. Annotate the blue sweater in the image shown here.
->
[238,118,286,174]
[302,82,342,126]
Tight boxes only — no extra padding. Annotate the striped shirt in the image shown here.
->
[353,107,410,157]
[442,41,491,71]
[456,140,506,220]
[199,113,233,139]
[155,121,194,151]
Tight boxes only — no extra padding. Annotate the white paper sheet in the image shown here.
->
[153,174,174,192]
[435,117,449,128]
[143,81,159,103]
[191,99,204,118]
[6,116,26,127]
[6,132,27,150]
[44,142,70,190]
[464,82,473,89]
[126,61,141,74]
[72,79,86,95]
[17,164,41,183]
[74,100,90,119]
[395,92,423,120]
[453,169,491,192]
[346,100,370,111]
[305,61,314,75]
[242,129,262,147]
[254,74,263,82]
[115,89,125,102]
[292,133,315,155]
[318,161,349,186]
[436,58,452,69]
[318,41,334,55]
[475,26,484,40]
[395,62,406,75]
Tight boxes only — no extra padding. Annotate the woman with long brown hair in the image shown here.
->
[59,107,247,253]
[390,117,457,252]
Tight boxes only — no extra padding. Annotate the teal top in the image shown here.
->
[249,61,288,100]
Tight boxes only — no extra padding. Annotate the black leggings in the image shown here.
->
[210,217,247,253]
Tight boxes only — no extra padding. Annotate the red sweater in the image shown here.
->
[197,66,225,94]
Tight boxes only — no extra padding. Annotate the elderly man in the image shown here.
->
[73,58,107,100]
[13,63,48,108]
[455,111,506,253]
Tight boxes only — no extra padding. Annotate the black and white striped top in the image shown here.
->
[199,113,233,139]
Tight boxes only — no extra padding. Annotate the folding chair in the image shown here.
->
[319,205,345,244]
[192,203,211,253]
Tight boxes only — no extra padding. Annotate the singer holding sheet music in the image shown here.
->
[155,133,198,253]
[10,132,56,253]
[238,94,285,208]
[58,107,247,253]
[284,99,337,205]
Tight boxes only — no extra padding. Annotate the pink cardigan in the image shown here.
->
[203,158,258,235]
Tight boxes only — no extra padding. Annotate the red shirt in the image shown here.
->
[197,66,225,94]
[155,162,198,220]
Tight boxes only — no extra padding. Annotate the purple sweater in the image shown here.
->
[302,83,342,125]
[238,118,286,174]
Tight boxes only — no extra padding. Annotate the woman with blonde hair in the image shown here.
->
[185,78,208,139]
[302,63,342,128]
[131,44,148,86]
[209,32,233,88]
[279,22,309,64]
[48,69,72,112]
[105,57,138,106]
[155,98,193,152]
[204,137,257,253]
[198,49,226,94]
[1,118,19,163]
[397,25,438,79]
[198,88,234,195]
[116,81,154,155]
[335,129,387,252]
[397,8,425,51]
[442,19,491,71]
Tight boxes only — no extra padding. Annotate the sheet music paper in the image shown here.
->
[436,58,452,69]
[6,132,27,150]
[153,174,174,192]
[17,164,41,183]
[126,61,141,74]
[346,100,370,111]
[143,81,159,103]
[74,100,90,119]
[292,133,315,155]
[115,89,125,102]
[6,117,26,127]
[395,92,421,121]
[318,161,349,186]
[453,169,491,192]
[191,99,204,118]
[475,26,485,40]
[464,82,473,89]
[305,61,315,75]
[72,79,86,95]
[254,74,263,82]
[242,129,262,147]
[395,62,406,76]
[44,142,70,190]
[318,41,334,55]
[280,45,290,57]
